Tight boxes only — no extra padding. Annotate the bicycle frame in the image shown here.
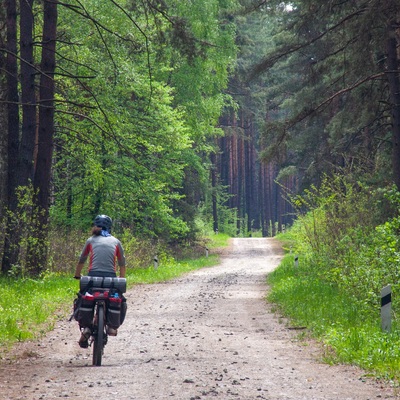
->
[91,296,108,366]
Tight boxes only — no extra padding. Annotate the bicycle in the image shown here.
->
[72,276,127,366]
[90,289,108,366]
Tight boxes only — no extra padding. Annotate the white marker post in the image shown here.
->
[154,255,159,269]
[294,255,299,268]
[381,285,392,332]
[205,247,209,258]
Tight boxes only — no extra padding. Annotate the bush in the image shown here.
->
[272,177,400,381]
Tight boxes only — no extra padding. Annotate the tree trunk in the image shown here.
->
[6,0,19,198]
[2,0,20,273]
[0,0,8,215]
[3,0,36,273]
[386,20,400,190]
[27,0,58,275]
[19,0,36,185]
[210,151,218,233]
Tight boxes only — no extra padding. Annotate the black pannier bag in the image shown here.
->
[74,293,95,327]
[107,294,122,329]
[120,298,127,325]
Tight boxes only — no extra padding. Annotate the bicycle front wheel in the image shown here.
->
[92,304,105,366]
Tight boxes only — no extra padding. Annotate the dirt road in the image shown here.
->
[0,238,396,399]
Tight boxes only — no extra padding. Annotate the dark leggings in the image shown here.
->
[88,271,117,278]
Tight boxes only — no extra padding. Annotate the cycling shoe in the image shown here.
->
[78,327,92,348]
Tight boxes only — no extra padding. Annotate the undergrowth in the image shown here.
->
[269,177,400,382]
[268,253,400,381]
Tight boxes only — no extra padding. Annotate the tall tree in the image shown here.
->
[1,0,36,272]
[385,1,400,189]
[214,3,297,235]
[1,0,19,273]
[248,0,400,192]
[27,0,58,273]
[0,0,7,216]
[2,0,59,274]
[19,0,36,185]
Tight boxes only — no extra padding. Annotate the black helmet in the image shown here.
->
[94,214,112,232]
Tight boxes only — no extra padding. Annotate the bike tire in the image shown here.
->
[92,304,104,366]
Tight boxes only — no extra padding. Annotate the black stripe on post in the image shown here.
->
[381,285,392,332]
[381,293,392,307]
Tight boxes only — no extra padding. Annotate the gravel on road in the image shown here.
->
[0,238,396,399]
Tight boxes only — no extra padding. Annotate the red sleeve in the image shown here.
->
[79,241,92,263]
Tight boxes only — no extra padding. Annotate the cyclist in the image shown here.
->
[74,214,126,348]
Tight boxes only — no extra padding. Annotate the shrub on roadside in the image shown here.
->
[270,176,400,381]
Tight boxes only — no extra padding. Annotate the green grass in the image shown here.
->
[268,253,400,382]
[206,232,231,249]
[0,274,76,348]
[126,254,220,284]
[0,237,226,352]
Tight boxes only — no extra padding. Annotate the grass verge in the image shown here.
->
[268,253,400,383]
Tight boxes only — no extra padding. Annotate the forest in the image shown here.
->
[1,0,400,277]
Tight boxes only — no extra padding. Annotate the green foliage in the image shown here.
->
[268,256,367,336]
[246,1,395,191]
[268,254,400,380]
[196,178,240,237]
[48,0,238,244]
[2,185,52,277]
[270,176,400,380]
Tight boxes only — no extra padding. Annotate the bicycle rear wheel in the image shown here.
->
[92,304,105,366]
